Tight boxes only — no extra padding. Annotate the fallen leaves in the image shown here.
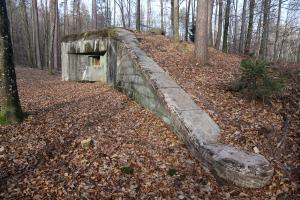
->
[138,33,299,199]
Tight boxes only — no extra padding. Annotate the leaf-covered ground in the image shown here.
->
[0,57,298,199]
[138,33,299,199]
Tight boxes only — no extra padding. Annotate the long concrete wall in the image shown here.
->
[61,29,273,188]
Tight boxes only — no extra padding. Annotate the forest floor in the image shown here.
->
[0,41,298,199]
[138,33,299,199]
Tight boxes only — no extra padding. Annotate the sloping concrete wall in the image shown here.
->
[61,29,274,188]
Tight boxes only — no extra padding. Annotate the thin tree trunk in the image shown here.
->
[222,0,231,52]
[185,0,191,41]
[20,0,34,66]
[239,0,247,53]
[233,0,238,52]
[213,0,218,44]
[7,0,14,47]
[0,0,23,124]
[208,0,214,46]
[92,0,97,29]
[32,0,42,69]
[171,0,174,35]
[273,0,282,61]
[215,0,223,49]
[136,0,140,31]
[244,0,255,54]
[174,0,180,42]
[64,0,68,35]
[41,0,49,68]
[147,0,151,30]
[49,0,57,74]
[195,0,208,64]
[161,0,164,32]
[297,32,300,63]
[114,0,116,26]
[54,0,59,71]
[259,0,270,60]
[77,0,81,32]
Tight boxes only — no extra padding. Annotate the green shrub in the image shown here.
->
[167,168,177,176]
[231,59,284,99]
[121,167,134,175]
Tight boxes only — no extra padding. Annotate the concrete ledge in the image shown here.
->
[61,28,274,188]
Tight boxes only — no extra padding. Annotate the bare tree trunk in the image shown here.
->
[244,0,255,54]
[32,0,42,69]
[49,0,57,74]
[20,0,34,66]
[54,0,59,71]
[213,0,218,44]
[64,0,68,35]
[161,0,164,32]
[76,0,81,32]
[147,0,151,30]
[195,0,208,64]
[223,0,231,52]
[114,0,116,26]
[273,0,282,61]
[0,0,23,124]
[239,0,247,53]
[259,0,270,60]
[116,1,126,28]
[136,0,140,31]
[185,0,191,41]
[92,0,97,29]
[171,0,174,35]
[42,0,49,68]
[215,0,223,49]
[7,0,14,47]
[208,0,214,46]
[174,0,180,42]
[233,0,238,52]
[297,32,300,63]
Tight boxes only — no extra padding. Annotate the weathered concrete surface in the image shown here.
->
[61,29,274,188]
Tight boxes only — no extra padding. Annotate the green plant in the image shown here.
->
[231,59,284,99]
[121,167,134,175]
[167,168,177,176]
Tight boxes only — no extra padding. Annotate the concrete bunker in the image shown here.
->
[61,28,274,188]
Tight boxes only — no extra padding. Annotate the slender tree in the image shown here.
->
[185,0,191,41]
[244,0,255,54]
[92,0,97,29]
[208,0,214,46]
[63,0,68,35]
[174,0,180,42]
[48,0,58,73]
[20,0,34,66]
[239,0,247,53]
[273,0,282,61]
[259,0,270,60]
[171,0,174,35]
[136,0,141,31]
[195,0,208,64]
[0,0,23,124]
[32,0,42,68]
[215,0,223,49]
[160,0,164,32]
[222,0,231,52]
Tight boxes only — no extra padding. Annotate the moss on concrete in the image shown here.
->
[84,43,93,52]
[62,28,118,42]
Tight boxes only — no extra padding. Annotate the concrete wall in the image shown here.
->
[61,29,274,188]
